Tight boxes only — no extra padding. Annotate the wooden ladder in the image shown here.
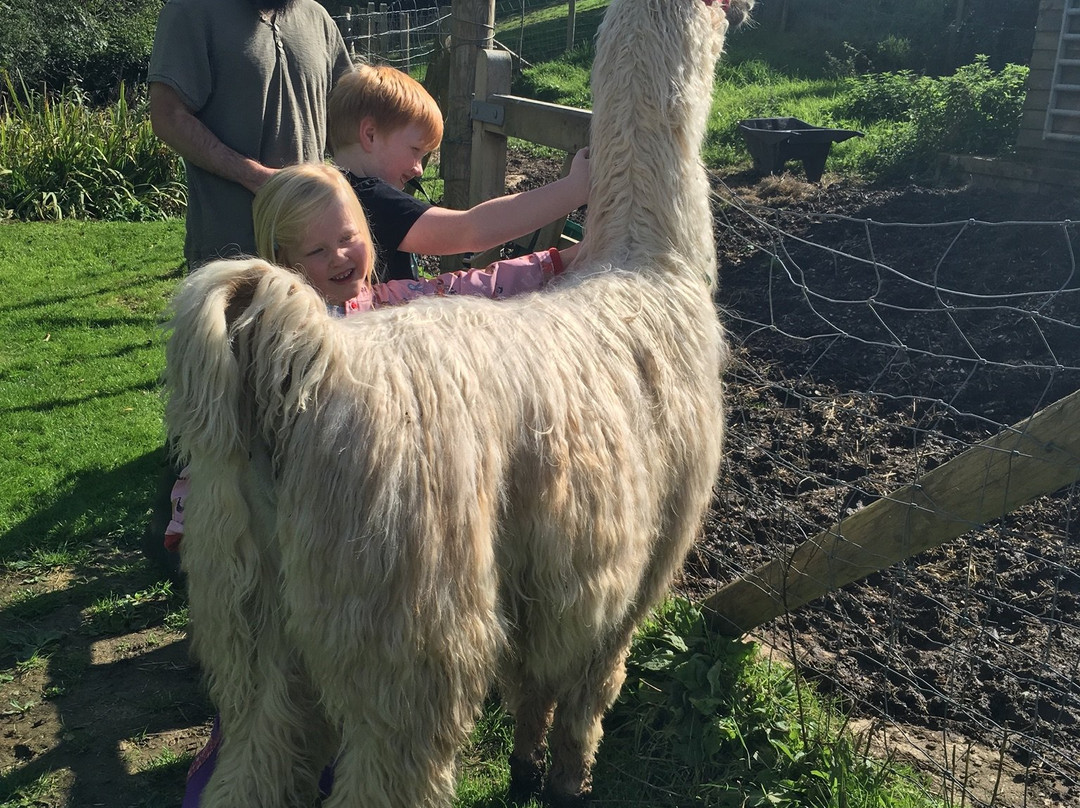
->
[1046,0,1080,142]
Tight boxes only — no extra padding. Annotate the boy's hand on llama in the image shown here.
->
[567,147,591,207]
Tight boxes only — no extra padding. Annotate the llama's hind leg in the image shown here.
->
[500,673,556,802]
[543,633,634,806]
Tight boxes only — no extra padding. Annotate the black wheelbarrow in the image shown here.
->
[737,117,864,182]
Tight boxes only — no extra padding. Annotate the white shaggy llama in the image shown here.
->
[163,0,752,805]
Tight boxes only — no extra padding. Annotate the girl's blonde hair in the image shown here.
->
[327,62,443,155]
[253,162,376,286]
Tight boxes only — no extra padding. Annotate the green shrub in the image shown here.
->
[0,72,185,221]
[914,56,1029,156]
[0,0,161,104]
[835,70,923,122]
[835,56,1028,181]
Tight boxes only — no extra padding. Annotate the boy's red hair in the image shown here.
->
[328,63,444,154]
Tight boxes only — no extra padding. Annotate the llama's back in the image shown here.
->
[301,267,727,665]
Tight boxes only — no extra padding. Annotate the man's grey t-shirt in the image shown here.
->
[148,0,352,268]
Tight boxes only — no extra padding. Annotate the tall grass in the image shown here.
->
[0,72,186,221]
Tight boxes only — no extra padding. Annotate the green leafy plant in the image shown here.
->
[597,599,938,807]
[834,55,1028,180]
[0,71,186,221]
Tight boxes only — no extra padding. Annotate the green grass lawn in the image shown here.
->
[0,220,184,556]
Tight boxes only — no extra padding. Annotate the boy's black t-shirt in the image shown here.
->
[343,171,430,283]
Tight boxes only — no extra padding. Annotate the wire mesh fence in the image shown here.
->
[695,175,1080,806]
[335,3,451,77]
[334,0,1040,82]
[333,0,603,80]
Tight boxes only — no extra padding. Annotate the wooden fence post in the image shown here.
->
[378,3,390,56]
[468,49,513,269]
[341,6,355,59]
[566,0,578,53]
[366,3,376,58]
[442,0,495,271]
[703,386,1080,636]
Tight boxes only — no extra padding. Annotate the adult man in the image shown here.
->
[148,0,353,269]
[143,0,352,585]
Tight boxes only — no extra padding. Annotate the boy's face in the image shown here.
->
[367,122,431,190]
[281,191,371,305]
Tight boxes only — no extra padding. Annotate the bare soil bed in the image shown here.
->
[696,170,1080,807]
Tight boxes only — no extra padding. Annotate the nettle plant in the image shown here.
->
[602,600,931,808]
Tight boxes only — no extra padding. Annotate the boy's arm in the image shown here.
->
[399,148,590,256]
[149,83,277,195]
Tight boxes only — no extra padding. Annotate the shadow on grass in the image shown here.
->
[1,447,206,807]
[2,447,174,563]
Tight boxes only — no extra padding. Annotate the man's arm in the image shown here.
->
[149,83,277,195]
[399,148,590,256]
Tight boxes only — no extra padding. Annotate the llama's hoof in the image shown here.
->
[508,755,545,803]
[541,785,592,808]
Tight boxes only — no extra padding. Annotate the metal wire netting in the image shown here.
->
[695,176,1080,806]
[334,0,1040,82]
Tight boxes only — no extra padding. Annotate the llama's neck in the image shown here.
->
[581,0,725,282]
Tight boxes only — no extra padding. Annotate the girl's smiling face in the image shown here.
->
[280,190,372,305]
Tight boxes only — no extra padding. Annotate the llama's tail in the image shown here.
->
[165,258,335,467]
[163,258,336,707]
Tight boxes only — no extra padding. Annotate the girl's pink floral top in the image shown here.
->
[336,247,563,315]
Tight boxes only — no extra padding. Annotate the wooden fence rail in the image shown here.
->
[704,386,1080,636]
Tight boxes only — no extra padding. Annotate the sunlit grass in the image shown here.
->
[0,220,183,558]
